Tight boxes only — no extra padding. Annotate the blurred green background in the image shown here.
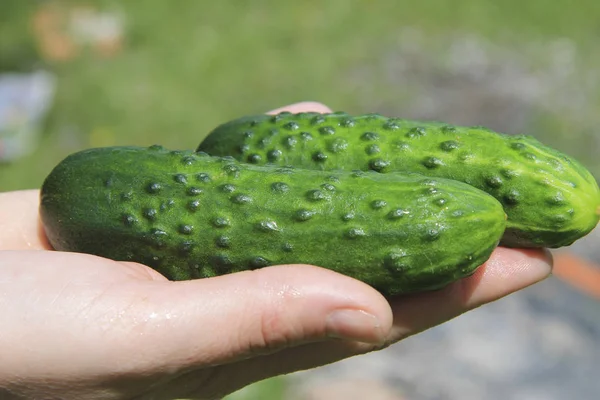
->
[1,1,599,399]
[2,0,600,192]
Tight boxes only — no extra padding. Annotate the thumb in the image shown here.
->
[131,264,392,371]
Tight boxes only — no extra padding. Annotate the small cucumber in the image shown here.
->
[198,112,600,248]
[40,145,506,296]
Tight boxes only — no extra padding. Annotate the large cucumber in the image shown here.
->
[198,112,600,248]
[40,145,506,296]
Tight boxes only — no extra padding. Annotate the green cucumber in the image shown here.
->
[198,112,600,248]
[40,145,506,296]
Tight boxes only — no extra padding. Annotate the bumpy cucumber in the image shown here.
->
[198,112,600,248]
[40,145,506,296]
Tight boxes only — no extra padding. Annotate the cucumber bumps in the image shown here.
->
[40,146,506,296]
[199,112,600,248]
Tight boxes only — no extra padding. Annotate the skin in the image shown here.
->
[0,101,553,400]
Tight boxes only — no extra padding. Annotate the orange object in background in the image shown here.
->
[31,1,124,62]
[553,252,600,300]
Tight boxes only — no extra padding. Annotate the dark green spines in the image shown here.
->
[198,112,600,248]
[40,146,506,296]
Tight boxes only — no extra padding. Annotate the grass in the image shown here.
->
[2,0,600,191]
[1,1,599,398]
[223,377,288,400]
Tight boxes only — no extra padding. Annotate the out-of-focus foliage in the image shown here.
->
[1,0,599,191]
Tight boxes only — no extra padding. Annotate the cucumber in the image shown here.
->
[40,145,507,296]
[198,112,600,248]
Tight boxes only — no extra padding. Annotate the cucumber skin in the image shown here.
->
[40,146,506,296]
[198,112,600,248]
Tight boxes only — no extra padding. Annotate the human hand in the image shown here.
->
[0,101,553,400]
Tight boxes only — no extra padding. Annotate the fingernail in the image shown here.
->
[326,309,384,344]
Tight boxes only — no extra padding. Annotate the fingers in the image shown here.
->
[267,101,332,115]
[0,247,552,399]
[385,247,553,341]
[0,250,391,394]
[195,340,372,398]
[120,263,393,373]
[191,247,553,395]
[153,247,551,372]
[143,340,366,400]
[0,189,50,251]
